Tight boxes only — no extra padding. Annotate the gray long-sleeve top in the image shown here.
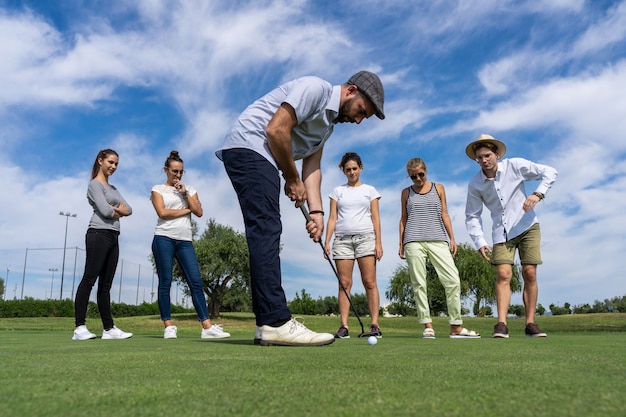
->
[87,179,132,232]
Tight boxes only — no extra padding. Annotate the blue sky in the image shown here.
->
[1,0,625,310]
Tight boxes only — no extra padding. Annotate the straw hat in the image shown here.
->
[465,134,507,160]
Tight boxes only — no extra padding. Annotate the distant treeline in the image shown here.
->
[548,295,626,315]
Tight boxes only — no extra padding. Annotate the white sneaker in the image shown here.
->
[102,326,133,340]
[254,326,262,345]
[72,325,97,340]
[164,325,177,339]
[261,318,335,347]
[201,324,231,339]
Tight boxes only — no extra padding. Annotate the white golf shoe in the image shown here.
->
[254,326,262,345]
[260,318,335,347]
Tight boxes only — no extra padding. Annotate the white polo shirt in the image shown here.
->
[216,76,340,169]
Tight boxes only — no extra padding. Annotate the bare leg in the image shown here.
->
[356,255,379,325]
[496,264,513,324]
[335,259,355,328]
[521,264,538,324]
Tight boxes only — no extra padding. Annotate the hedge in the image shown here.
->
[0,298,193,318]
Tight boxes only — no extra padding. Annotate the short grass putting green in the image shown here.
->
[1,313,624,417]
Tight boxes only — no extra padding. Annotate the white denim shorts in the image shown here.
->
[332,233,376,260]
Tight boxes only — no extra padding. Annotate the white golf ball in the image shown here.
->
[368,336,378,345]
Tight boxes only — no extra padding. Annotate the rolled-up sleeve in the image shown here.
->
[465,184,488,250]
[526,162,558,197]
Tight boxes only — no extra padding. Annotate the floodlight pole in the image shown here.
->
[3,268,8,301]
[48,268,58,299]
[59,211,77,300]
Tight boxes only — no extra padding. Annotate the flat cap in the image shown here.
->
[347,71,385,119]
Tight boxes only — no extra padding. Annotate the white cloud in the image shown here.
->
[2,0,625,309]
[572,1,626,55]
[467,59,626,146]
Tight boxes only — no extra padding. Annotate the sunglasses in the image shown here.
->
[409,172,425,180]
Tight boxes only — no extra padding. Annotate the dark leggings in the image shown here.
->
[74,228,119,329]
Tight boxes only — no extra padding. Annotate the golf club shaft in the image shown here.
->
[300,204,365,334]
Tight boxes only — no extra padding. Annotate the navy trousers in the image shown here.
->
[222,148,291,326]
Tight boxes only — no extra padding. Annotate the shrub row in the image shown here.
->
[0,298,193,318]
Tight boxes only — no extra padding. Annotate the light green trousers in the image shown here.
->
[404,241,463,325]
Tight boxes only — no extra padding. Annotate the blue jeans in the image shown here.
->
[75,228,119,329]
[222,148,291,326]
[152,235,210,322]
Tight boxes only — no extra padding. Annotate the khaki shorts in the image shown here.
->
[492,223,542,265]
[332,233,376,260]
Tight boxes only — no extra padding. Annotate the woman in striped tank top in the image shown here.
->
[399,158,480,339]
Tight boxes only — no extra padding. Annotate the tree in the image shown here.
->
[455,243,521,315]
[613,295,626,312]
[385,264,413,309]
[349,293,369,317]
[549,303,571,315]
[387,301,416,316]
[289,289,317,315]
[536,304,546,316]
[182,219,250,318]
[478,305,493,317]
[508,304,525,317]
[316,295,338,315]
[220,278,253,313]
[0,277,5,300]
[572,303,592,314]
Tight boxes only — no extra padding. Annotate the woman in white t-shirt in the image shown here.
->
[151,151,230,339]
[324,152,383,339]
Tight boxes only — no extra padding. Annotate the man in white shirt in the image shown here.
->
[465,134,557,338]
[217,71,385,346]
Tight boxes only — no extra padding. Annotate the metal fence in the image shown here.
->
[1,247,189,306]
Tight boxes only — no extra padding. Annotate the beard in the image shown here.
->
[334,97,356,124]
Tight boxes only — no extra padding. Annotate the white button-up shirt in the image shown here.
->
[465,157,558,249]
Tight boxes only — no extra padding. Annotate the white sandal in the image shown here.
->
[450,328,481,338]
[422,328,436,339]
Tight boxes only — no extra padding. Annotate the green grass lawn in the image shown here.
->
[1,313,625,417]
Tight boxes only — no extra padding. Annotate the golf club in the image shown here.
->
[300,203,369,337]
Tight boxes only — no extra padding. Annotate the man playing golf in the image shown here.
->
[464,134,557,338]
[216,71,385,346]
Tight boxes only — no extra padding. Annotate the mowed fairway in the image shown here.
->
[1,314,625,417]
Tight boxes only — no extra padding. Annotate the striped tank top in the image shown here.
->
[403,183,449,244]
